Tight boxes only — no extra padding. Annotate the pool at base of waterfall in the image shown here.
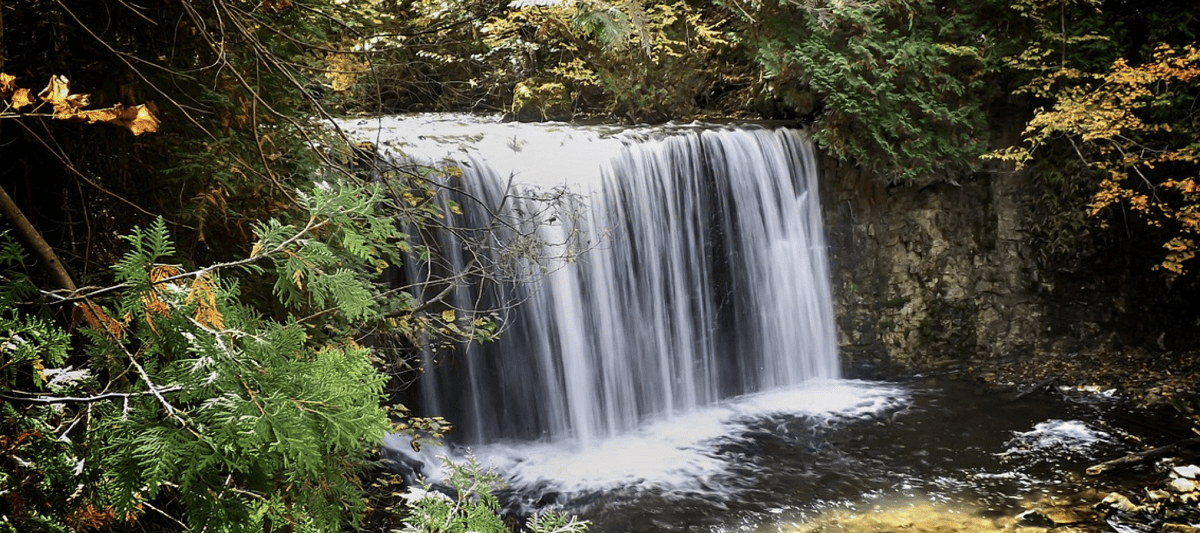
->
[391,376,1182,533]
[345,115,1183,533]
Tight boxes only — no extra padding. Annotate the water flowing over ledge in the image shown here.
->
[344,117,1191,533]
[343,114,842,448]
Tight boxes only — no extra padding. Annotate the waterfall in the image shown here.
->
[353,116,839,447]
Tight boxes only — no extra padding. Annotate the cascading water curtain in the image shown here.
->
[410,126,839,446]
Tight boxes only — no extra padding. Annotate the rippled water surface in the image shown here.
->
[404,376,1175,533]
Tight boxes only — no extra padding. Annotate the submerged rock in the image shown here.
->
[1097,492,1141,513]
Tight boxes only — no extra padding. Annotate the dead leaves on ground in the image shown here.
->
[1,73,160,136]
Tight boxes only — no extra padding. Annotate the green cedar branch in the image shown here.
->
[42,215,328,305]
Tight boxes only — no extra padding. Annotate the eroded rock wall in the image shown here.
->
[821,155,1046,375]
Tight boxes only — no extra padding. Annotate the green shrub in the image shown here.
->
[398,455,589,533]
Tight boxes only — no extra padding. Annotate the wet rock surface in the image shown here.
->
[821,144,1200,380]
[974,346,1200,416]
[961,346,1200,533]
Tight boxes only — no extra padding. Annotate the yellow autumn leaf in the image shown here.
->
[37,75,69,104]
[118,104,160,136]
[0,73,16,96]
[10,88,34,110]
[75,104,160,136]
[441,309,456,322]
[38,75,90,116]
[24,75,160,135]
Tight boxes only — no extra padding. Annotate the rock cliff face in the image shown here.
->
[820,141,1200,377]
[821,153,1047,375]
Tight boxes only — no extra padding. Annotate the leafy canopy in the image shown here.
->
[993,44,1200,274]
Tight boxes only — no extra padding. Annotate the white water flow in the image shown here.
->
[345,115,842,449]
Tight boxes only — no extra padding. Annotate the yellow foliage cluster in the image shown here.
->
[644,1,727,61]
[995,44,1200,274]
[325,52,370,92]
[1025,45,1199,147]
[483,0,727,115]
[0,73,36,110]
[549,58,599,85]
[1163,237,1197,275]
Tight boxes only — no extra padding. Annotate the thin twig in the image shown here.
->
[0,386,184,404]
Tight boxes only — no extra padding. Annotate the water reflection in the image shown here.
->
[761,498,1019,533]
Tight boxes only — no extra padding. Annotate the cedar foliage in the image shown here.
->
[0,1,549,532]
[724,0,1003,181]
[397,456,588,533]
[0,188,398,532]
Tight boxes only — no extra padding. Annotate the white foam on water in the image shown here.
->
[415,380,907,497]
[1004,419,1115,456]
[338,113,632,191]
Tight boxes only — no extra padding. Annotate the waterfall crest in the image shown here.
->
[355,117,839,446]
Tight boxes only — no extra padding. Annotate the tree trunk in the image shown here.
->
[0,3,78,293]
[0,185,78,292]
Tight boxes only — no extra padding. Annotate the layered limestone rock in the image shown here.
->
[821,153,1044,374]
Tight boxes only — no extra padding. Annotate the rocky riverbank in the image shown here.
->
[974,346,1200,416]
[969,346,1200,533]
